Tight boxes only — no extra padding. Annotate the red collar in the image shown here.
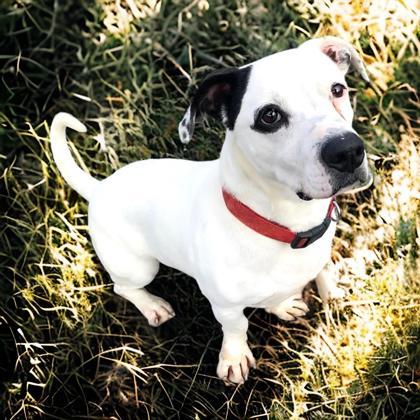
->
[222,189,339,249]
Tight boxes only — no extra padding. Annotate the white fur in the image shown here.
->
[51,37,370,385]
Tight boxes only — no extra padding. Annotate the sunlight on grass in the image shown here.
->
[99,0,161,36]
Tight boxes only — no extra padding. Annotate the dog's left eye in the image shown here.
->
[253,104,288,133]
[331,83,346,98]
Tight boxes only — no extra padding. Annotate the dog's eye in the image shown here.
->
[331,83,346,98]
[253,104,288,133]
[261,107,281,125]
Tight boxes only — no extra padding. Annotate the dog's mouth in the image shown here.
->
[334,171,373,195]
[297,170,373,201]
[297,191,313,201]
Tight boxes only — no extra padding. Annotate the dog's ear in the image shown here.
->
[300,36,369,83]
[178,67,251,144]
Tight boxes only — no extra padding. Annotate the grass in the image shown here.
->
[0,0,419,418]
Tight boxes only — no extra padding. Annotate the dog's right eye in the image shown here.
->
[253,104,288,133]
[261,107,281,124]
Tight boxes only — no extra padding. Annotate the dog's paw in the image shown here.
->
[217,342,256,385]
[319,284,346,302]
[316,263,349,303]
[266,293,309,321]
[143,297,175,327]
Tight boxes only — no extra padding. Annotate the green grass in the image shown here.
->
[0,0,419,418]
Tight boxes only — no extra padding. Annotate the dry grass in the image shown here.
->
[0,1,418,419]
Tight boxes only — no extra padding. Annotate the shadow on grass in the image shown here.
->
[39,266,320,419]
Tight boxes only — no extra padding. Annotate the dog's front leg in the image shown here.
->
[212,305,256,384]
[316,261,346,302]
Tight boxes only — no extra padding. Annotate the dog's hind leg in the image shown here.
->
[110,256,176,327]
[114,282,175,327]
[91,231,175,326]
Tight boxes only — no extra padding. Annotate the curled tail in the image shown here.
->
[50,112,99,201]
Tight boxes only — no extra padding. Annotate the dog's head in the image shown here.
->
[179,36,373,200]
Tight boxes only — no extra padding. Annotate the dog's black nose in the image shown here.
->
[321,132,365,173]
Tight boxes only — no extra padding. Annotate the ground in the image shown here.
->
[0,1,419,419]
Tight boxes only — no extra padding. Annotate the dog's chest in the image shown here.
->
[229,246,329,306]
[196,219,334,307]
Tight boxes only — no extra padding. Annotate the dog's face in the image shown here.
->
[179,37,373,200]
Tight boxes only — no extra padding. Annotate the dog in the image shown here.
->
[50,36,372,384]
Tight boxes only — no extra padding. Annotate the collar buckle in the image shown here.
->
[290,218,332,249]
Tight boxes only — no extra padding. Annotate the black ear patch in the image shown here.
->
[192,67,251,130]
[178,66,251,143]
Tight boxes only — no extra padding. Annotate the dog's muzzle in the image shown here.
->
[321,132,364,173]
[320,132,371,194]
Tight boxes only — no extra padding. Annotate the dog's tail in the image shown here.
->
[50,112,99,201]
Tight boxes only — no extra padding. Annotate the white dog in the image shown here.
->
[51,37,372,384]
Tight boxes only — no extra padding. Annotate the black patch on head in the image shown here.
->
[181,119,187,127]
[189,66,251,131]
